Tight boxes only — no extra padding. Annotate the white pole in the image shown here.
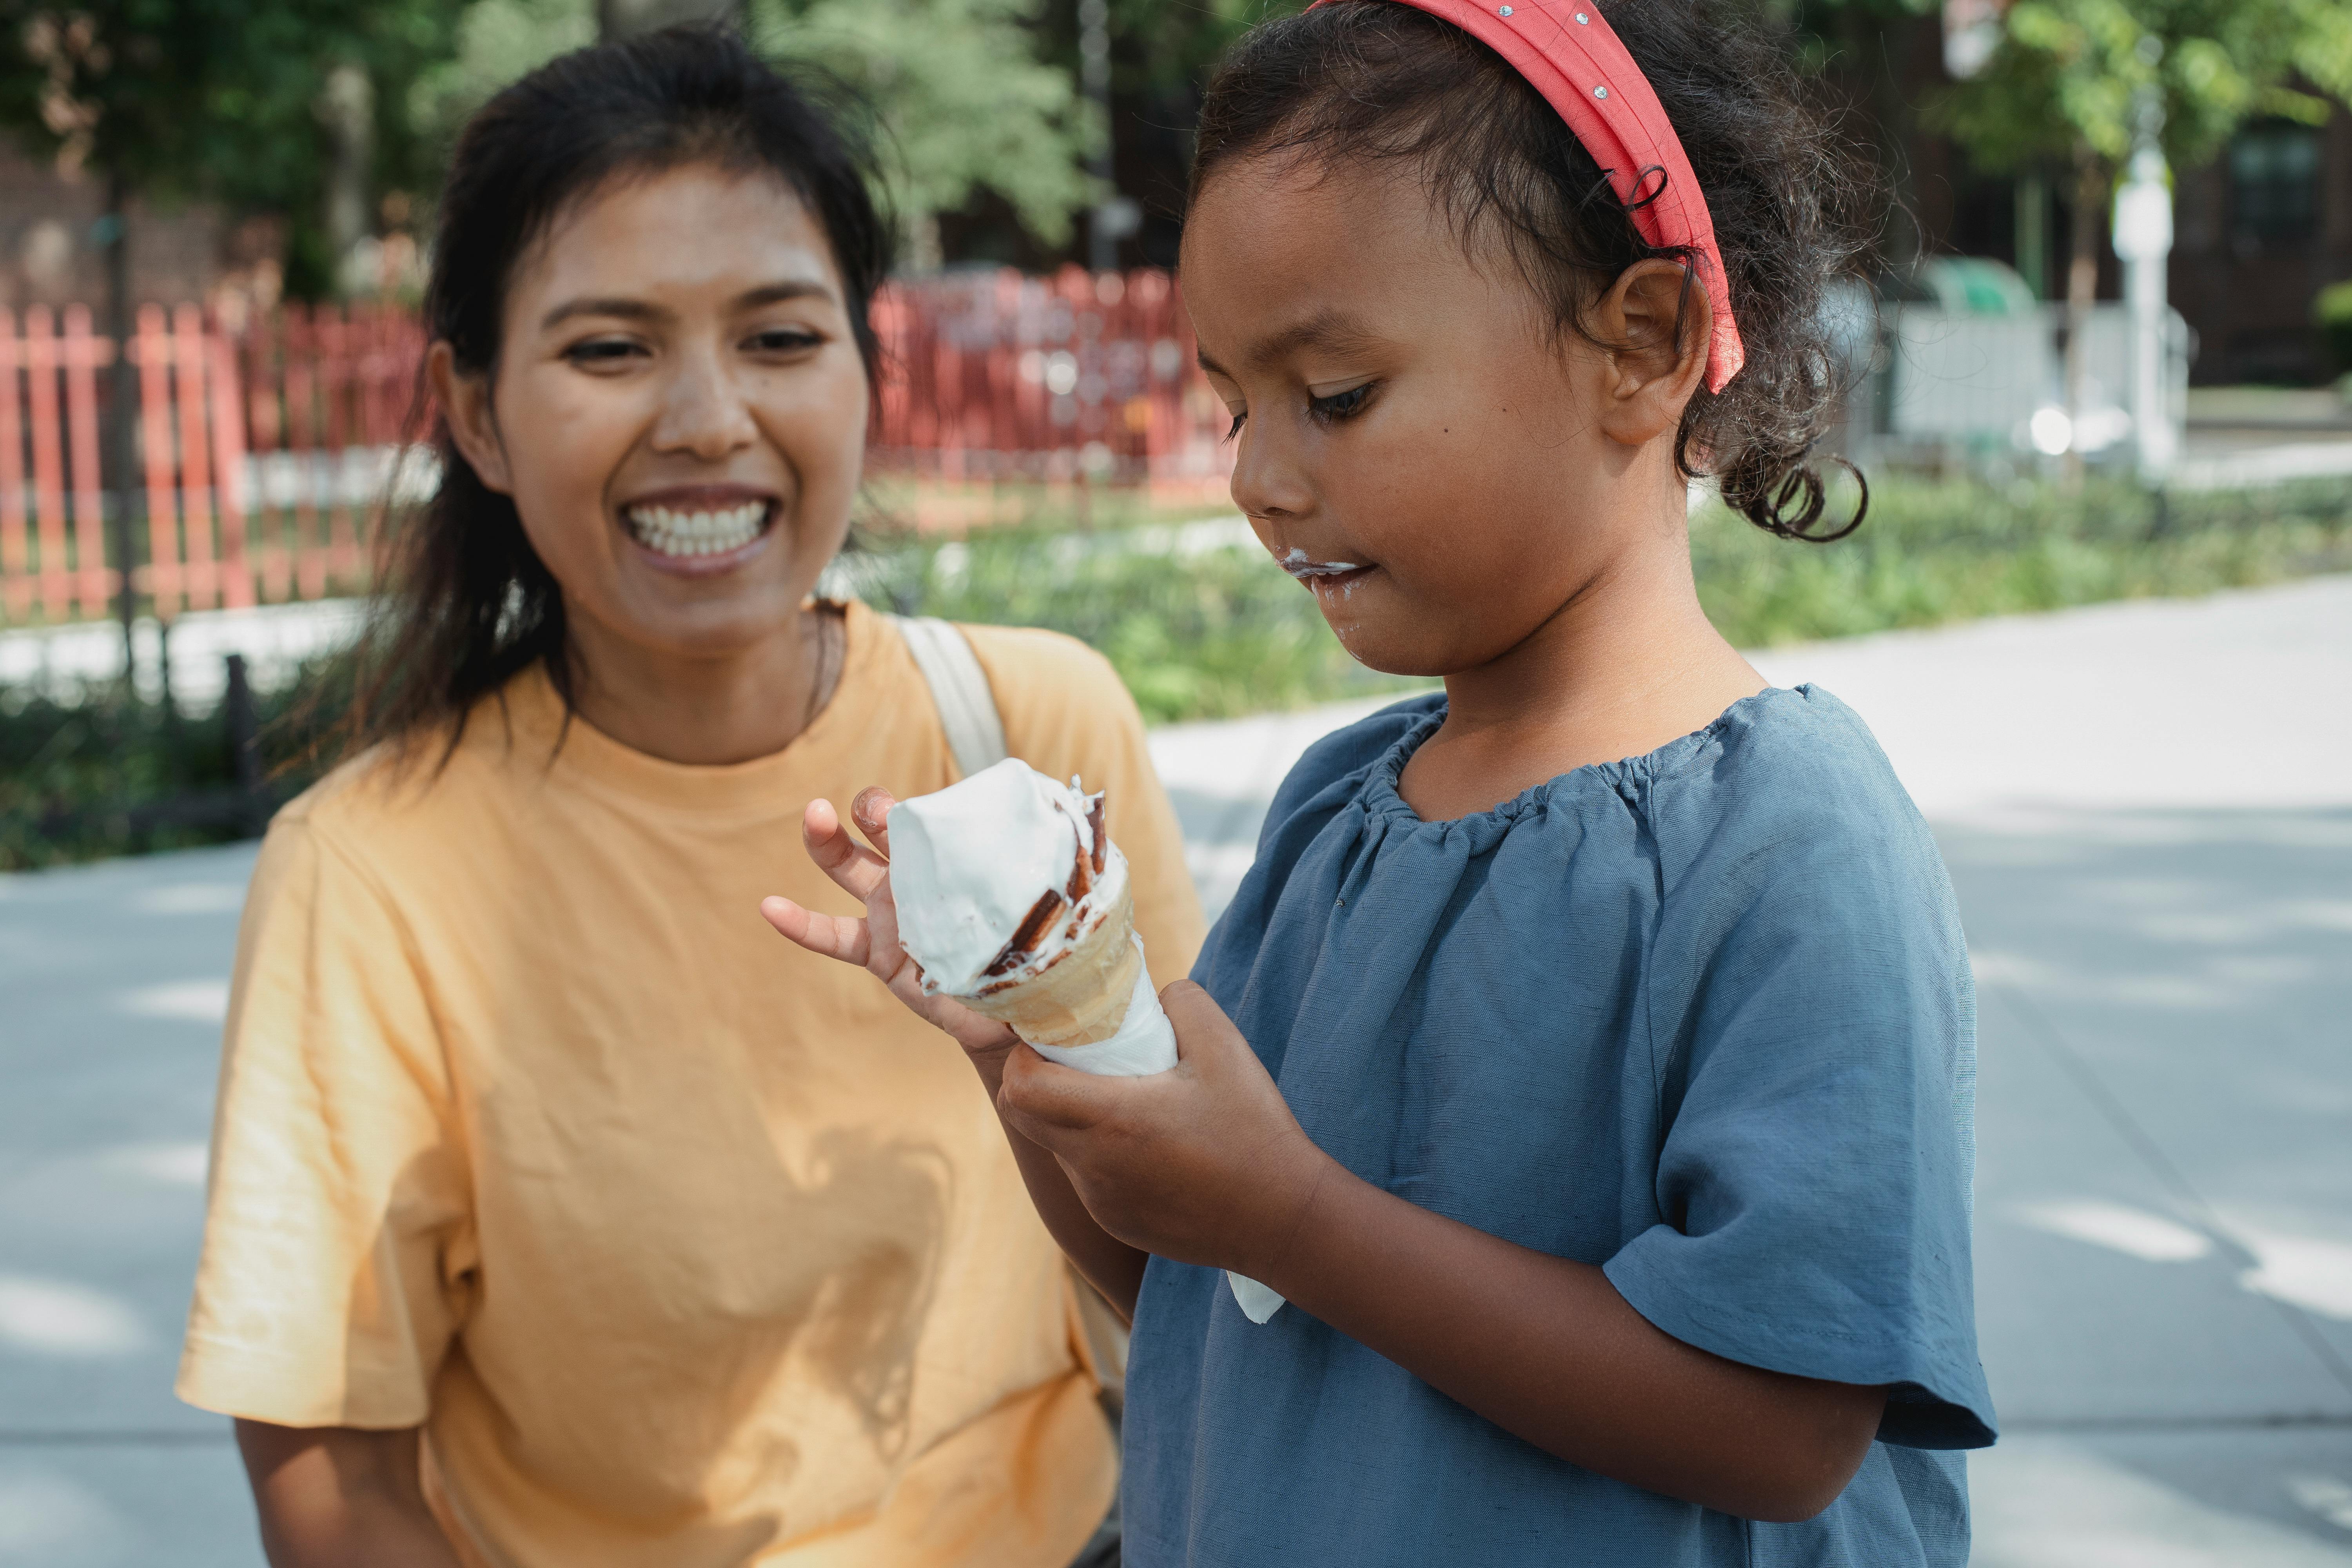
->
[2112,89,2174,480]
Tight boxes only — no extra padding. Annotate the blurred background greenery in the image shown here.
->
[7,471,2346,870]
[2,0,2350,870]
[1,2,2345,308]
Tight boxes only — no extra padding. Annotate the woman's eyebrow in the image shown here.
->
[539,296,666,331]
[536,279,836,332]
[737,280,837,309]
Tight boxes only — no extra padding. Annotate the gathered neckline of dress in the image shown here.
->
[1360,685,1807,830]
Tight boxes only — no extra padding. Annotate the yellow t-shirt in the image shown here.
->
[177,600,1205,1568]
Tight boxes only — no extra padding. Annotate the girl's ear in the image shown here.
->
[1590,260,1711,448]
[428,341,514,495]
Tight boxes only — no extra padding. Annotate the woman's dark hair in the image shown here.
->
[1189,0,1875,540]
[340,25,891,763]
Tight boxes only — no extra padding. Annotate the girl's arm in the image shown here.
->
[762,792,1148,1316]
[235,1422,465,1567]
[998,983,1888,1524]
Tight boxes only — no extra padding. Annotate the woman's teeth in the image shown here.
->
[625,500,769,557]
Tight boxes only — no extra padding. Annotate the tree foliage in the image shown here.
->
[0,0,469,213]
[1933,0,2352,176]
[749,0,1096,249]
[408,0,597,161]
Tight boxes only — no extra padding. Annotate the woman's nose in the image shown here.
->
[652,349,758,460]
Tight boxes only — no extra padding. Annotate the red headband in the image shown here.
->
[1310,0,1745,392]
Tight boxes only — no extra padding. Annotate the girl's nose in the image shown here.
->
[652,350,758,460]
[1226,415,1315,527]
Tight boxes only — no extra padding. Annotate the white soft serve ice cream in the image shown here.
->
[888,758,1117,998]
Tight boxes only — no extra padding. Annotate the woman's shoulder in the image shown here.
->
[265,702,526,878]
[953,620,1127,709]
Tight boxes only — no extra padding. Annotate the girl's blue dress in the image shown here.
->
[1124,687,1996,1567]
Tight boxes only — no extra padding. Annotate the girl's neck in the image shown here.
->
[1401,545,1763,821]
[562,602,843,768]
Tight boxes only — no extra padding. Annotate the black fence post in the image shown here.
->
[224,653,265,835]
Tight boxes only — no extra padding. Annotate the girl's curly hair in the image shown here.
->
[1189,0,1879,540]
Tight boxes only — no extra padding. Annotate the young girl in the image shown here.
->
[769,2,1994,1563]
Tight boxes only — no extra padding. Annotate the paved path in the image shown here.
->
[5,576,2349,1563]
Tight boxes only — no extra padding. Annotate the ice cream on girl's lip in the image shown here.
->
[1278,546,1364,581]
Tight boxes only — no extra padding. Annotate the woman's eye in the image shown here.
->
[748,327,824,355]
[1308,382,1375,422]
[563,338,643,368]
[1224,411,1248,443]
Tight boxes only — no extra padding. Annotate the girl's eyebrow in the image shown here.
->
[537,279,837,332]
[1198,308,1383,378]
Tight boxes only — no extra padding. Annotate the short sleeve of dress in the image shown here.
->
[176,810,474,1430]
[964,623,1207,990]
[1601,692,1996,1450]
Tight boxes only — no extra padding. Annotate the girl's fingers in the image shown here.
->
[802,798,888,902]
[850,787,898,857]
[997,1044,1121,1139]
[760,895,871,967]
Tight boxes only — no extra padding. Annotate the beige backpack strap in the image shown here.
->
[893,613,1129,1405]
[891,615,1009,780]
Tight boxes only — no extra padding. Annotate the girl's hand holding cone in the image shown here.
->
[997,980,1328,1283]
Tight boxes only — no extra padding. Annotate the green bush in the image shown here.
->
[1690,475,2352,647]
[6,473,2348,870]
[2317,279,2352,378]
[0,658,350,872]
[840,529,1427,726]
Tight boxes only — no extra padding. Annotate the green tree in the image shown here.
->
[749,0,1097,266]
[1933,0,2352,427]
[409,0,597,158]
[0,0,466,656]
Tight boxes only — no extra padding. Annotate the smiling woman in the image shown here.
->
[171,27,1201,1568]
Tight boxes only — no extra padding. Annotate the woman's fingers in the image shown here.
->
[760,895,870,967]
[850,787,898,857]
[802,797,887,902]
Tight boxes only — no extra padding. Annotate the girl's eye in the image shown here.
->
[1225,411,1248,443]
[1308,382,1375,422]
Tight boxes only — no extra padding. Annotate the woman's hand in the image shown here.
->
[995,980,1332,1279]
[761,788,1018,1070]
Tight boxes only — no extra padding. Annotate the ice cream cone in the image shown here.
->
[963,880,1145,1049]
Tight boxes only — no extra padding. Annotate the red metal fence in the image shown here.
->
[0,267,1231,629]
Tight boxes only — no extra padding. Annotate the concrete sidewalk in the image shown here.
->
[4,575,2349,1563]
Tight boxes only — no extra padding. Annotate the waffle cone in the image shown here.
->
[962,885,1144,1049]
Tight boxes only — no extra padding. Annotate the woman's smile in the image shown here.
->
[618,482,781,575]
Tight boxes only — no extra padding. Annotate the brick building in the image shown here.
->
[0,145,233,315]
[1861,11,2352,387]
